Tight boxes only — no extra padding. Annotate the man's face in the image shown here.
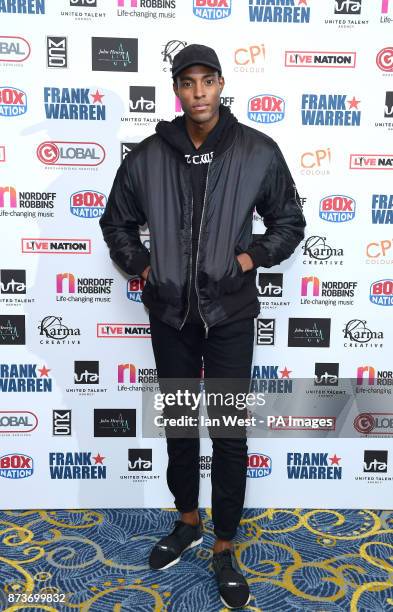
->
[173,64,224,124]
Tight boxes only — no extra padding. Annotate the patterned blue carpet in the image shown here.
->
[1,508,393,611]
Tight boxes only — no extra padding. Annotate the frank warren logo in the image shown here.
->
[193,0,231,19]
[248,94,285,124]
[0,86,27,117]
[372,194,393,224]
[319,194,355,222]
[22,239,91,254]
[247,453,272,478]
[49,451,106,479]
[37,141,105,167]
[0,36,31,63]
[70,190,106,218]
[369,279,393,306]
[0,0,45,13]
[92,37,138,72]
[249,0,310,23]
[44,88,105,120]
[0,363,52,392]
[250,365,292,394]
[97,323,151,338]
[285,51,356,68]
[287,452,342,480]
[301,94,361,126]
[0,454,34,479]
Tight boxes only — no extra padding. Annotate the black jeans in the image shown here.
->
[148,312,255,541]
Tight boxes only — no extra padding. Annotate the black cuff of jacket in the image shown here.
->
[245,245,272,269]
[130,251,150,276]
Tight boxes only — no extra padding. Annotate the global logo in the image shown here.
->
[376,47,393,73]
[37,141,105,166]
[248,94,285,124]
[70,190,107,218]
[0,86,27,116]
[0,37,31,63]
[369,279,393,306]
[0,453,33,479]
[193,0,231,20]
[0,411,38,433]
[319,194,356,222]
[247,452,272,478]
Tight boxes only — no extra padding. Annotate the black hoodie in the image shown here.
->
[156,105,258,325]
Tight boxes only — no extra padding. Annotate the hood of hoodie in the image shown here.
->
[155,103,238,163]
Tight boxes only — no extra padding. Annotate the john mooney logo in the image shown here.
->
[44,88,105,120]
[301,94,361,126]
[193,0,231,20]
[91,37,138,72]
[249,0,310,23]
[248,94,285,124]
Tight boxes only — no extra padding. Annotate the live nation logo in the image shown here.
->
[22,238,91,254]
[257,273,290,309]
[66,360,108,397]
[97,323,151,338]
[285,51,356,68]
[350,154,393,170]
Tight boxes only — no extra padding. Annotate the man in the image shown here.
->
[100,44,306,609]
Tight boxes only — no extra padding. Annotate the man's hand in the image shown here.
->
[236,253,254,272]
[141,265,151,281]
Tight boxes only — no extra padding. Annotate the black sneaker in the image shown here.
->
[212,549,250,609]
[149,519,203,570]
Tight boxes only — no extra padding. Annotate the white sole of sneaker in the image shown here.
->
[219,593,251,609]
[156,536,203,571]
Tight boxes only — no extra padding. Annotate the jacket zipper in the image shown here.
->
[195,164,211,338]
[179,195,193,330]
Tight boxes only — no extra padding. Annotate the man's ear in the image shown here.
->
[219,76,225,92]
[173,81,178,97]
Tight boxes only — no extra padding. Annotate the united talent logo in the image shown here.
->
[250,365,292,394]
[376,47,393,73]
[49,451,106,479]
[97,323,151,338]
[369,279,393,306]
[70,0,97,5]
[363,450,388,473]
[301,94,361,126]
[256,319,275,345]
[0,270,26,294]
[334,0,361,14]
[319,194,356,222]
[74,360,99,384]
[249,0,310,23]
[53,409,72,435]
[44,88,105,120]
[94,409,136,437]
[385,91,393,117]
[0,315,25,345]
[248,94,285,124]
[0,363,52,392]
[350,154,393,170]
[22,239,91,254]
[314,363,339,386]
[193,0,231,20]
[161,40,187,71]
[38,315,81,344]
[302,236,344,265]
[372,194,393,223]
[37,141,106,167]
[128,449,152,471]
[285,51,356,68]
[46,37,67,68]
[343,319,383,348]
[0,454,34,479]
[0,411,38,434]
[257,273,283,297]
[0,0,45,13]
[301,147,331,175]
[92,37,138,72]
[287,452,342,480]
[0,36,31,63]
[288,318,331,347]
[234,44,265,73]
[247,453,272,478]
[0,86,27,116]
[129,86,155,113]
[70,190,106,218]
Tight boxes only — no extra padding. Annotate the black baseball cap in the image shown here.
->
[171,44,222,79]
